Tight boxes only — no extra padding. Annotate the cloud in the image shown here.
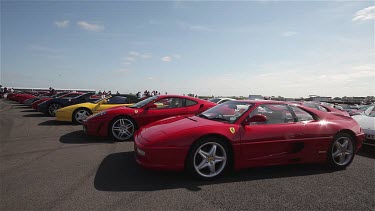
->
[115,69,131,74]
[125,57,135,62]
[161,54,181,62]
[282,31,298,37]
[352,6,375,21]
[140,53,152,59]
[161,56,172,62]
[28,44,60,53]
[129,51,140,56]
[77,21,104,31]
[54,20,69,28]
[189,25,212,32]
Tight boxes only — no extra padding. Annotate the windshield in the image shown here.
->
[94,95,111,104]
[208,98,221,103]
[128,96,158,108]
[199,101,254,123]
[359,105,372,111]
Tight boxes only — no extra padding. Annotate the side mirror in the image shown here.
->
[101,99,108,104]
[146,104,157,110]
[244,114,267,125]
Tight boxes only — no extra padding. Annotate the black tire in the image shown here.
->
[186,137,231,180]
[48,103,62,116]
[73,108,92,124]
[327,133,356,170]
[109,116,137,142]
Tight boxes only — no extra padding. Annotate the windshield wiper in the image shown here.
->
[197,113,209,119]
[208,117,230,122]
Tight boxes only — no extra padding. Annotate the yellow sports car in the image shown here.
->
[55,94,140,124]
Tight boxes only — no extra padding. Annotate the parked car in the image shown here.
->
[83,95,217,141]
[208,98,235,104]
[37,92,97,116]
[56,94,140,124]
[31,92,84,110]
[23,92,68,106]
[352,106,375,147]
[349,104,375,116]
[134,100,364,179]
[290,101,349,117]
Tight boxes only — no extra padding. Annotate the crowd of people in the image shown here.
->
[0,85,14,98]
[136,90,166,99]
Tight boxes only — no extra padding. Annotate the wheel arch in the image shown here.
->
[336,129,357,144]
[107,114,139,136]
[72,107,93,121]
[185,133,235,170]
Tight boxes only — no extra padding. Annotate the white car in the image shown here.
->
[208,97,235,104]
[352,106,375,147]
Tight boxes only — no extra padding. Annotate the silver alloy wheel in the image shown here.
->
[49,104,61,116]
[75,110,90,123]
[331,137,354,166]
[112,118,135,141]
[193,142,227,178]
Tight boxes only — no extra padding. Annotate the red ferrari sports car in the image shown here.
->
[134,100,364,179]
[83,95,216,141]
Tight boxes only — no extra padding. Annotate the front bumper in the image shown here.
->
[82,117,111,137]
[55,110,72,122]
[134,133,188,171]
[362,129,375,147]
[356,133,366,151]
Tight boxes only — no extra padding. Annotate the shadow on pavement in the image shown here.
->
[39,120,72,125]
[24,113,50,117]
[15,105,30,109]
[21,110,37,112]
[60,130,114,144]
[94,152,337,192]
[358,147,375,159]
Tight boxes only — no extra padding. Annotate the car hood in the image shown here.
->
[139,115,224,140]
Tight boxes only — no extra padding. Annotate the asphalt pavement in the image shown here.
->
[1,99,374,210]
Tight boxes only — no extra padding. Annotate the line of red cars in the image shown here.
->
[5,92,365,179]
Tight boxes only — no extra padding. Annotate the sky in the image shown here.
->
[1,1,374,98]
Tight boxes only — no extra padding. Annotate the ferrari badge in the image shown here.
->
[229,127,235,134]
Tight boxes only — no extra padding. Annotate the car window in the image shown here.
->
[200,101,254,123]
[127,95,139,103]
[249,104,294,124]
[186,99,198,106]
[151,97,186,109]
[209,98,220,103]
[318,105,328,112]
[291,106,314,122]
[107,96,128,104]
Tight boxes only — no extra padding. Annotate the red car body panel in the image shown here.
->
[134,100,364,172]
[83,95,217,138]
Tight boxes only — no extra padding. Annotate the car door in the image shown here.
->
[139,97,198,126]
[239,104,307,167]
